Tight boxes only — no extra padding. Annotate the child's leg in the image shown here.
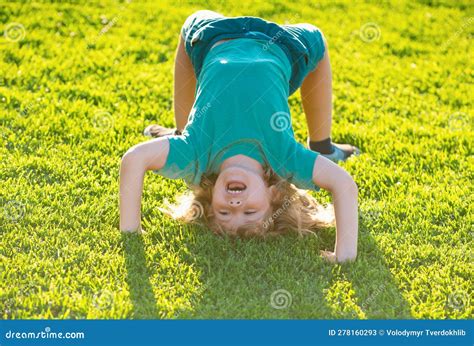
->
[144,35,196,138]
[300,38,357,160]
[173,34,196,131]
[300,42,332,143]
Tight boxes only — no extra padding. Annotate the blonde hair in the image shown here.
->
[159,166,334,238]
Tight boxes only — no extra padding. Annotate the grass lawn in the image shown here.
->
[1,0,472,319]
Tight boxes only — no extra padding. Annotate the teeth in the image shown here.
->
[226,182,246,194]
[227,182,246,190]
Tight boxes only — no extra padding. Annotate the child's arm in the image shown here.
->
[312,155,358,263]
[119,138,170,233]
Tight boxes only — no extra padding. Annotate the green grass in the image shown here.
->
[1,0,473,319]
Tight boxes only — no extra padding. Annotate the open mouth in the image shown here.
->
[226,181,247,194]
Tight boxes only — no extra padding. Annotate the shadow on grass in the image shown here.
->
[318,221,413,319]
[120,219,411,318]
[176,218,412,319]
[121,233,159,318]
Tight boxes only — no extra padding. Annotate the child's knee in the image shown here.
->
[305,23,328,49]
[181,10,221,41]
[189,9,219,18]
[296,23,327,68]
[182,9,220,28]
[319,30,328,50]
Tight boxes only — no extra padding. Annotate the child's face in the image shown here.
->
[211,165,274,231]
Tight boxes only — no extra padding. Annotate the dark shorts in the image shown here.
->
[181,10,326,96]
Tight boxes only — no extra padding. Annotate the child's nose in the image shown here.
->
[229,199,242,207]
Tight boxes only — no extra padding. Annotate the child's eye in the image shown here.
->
[244,211,256,215]
[219,211,229,216]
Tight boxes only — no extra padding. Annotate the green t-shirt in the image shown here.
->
[155,38,319,190]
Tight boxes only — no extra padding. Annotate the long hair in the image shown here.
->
[159,166,334,238]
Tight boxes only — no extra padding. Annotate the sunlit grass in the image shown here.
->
[0,0,472,319]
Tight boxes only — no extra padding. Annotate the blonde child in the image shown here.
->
[120,10,359,263]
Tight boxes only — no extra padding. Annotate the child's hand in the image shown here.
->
[313,156,359,264]
[119,137,170,235]
[320,250,337,263]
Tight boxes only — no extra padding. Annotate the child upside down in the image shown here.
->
[120,10,359,263]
